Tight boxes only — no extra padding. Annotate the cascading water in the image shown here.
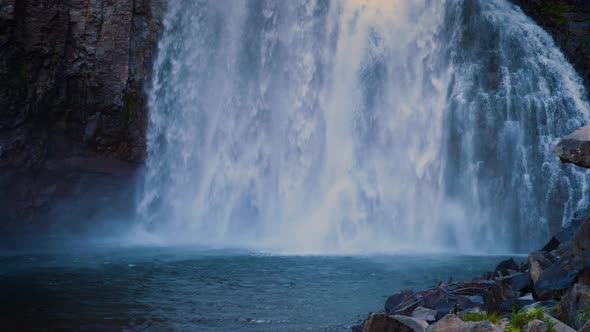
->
[139,0,590,253]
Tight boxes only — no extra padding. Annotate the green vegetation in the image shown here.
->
[579,306,590,323]
[505,307,555,332]
[544,317,556,332]
[461,310,501,324]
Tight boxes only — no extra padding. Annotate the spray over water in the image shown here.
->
[139,0,589,253]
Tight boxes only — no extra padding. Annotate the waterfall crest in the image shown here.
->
[139,0,589,253]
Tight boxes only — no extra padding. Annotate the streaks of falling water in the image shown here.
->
[139,0,589,253]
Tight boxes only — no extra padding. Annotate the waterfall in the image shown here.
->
[139,0,590,253]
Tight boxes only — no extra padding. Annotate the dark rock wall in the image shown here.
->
[0,0,165,235]
[511,0,590,94]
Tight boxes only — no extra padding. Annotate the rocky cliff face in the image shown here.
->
[512,0,590,93]
[0,0,165,235]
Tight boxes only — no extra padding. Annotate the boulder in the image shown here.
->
[543,216,585,252]
[495,258,520,276]
[362,313,428,332]
[385,290,414,313]
[363,313,398,332]
[529,251,557,285]
[543,316,576,332]
[554,126,590,169]
[520,300,559,313]
[550,242,574,261]
[525,319,547,332]
[560,283,590,330]
[533,255,578,300]
[434,298,457,318]
[482,278,517,313]
[555,218,584,245]
[426,314,497,332]
[573,217,590,269]
[433,295,481,319]
[392,315,429,332]
[504,273,532,293]
[516,293,535,309]
[411,307,437,322]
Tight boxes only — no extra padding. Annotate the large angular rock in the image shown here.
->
[555,126,590,169]
[482,278,518,313]
[363,313,398,332]
[411,307,437,322]
[529,251,557,285]
[363,313,428,332]
[426,314,497,332]
[392,315,429,332]
[433,295,482,319]
[525,319,547,332]
[573,217,590,269]
[542,213,583,252]
[533,255,578,300]
[516,293,536,308]
[543,316,577,332]
[495,258,520,276]
[560,283,590,330]
[520,300,559,314]
[385,290,414,313]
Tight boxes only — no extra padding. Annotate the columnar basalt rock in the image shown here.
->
[0,0,166,234]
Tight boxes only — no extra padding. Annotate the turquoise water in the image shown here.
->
[0,247,510,331]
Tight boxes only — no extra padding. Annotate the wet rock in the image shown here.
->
[554,126,590,169]
[534,254,578,300]
[516,293,536,308]
[529,251,558,285]
[550,241,574,261]
[525,319,547,332]
[482,278,517,313]
[553,218,584,246]
[561,283,590,329]
[411,306,437,322]
[362,313,428,332]
[573,217,590,269]
[385,290,414,313]
[495,258,520,276]
[504,272,532,293]
[426,314,497,332]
